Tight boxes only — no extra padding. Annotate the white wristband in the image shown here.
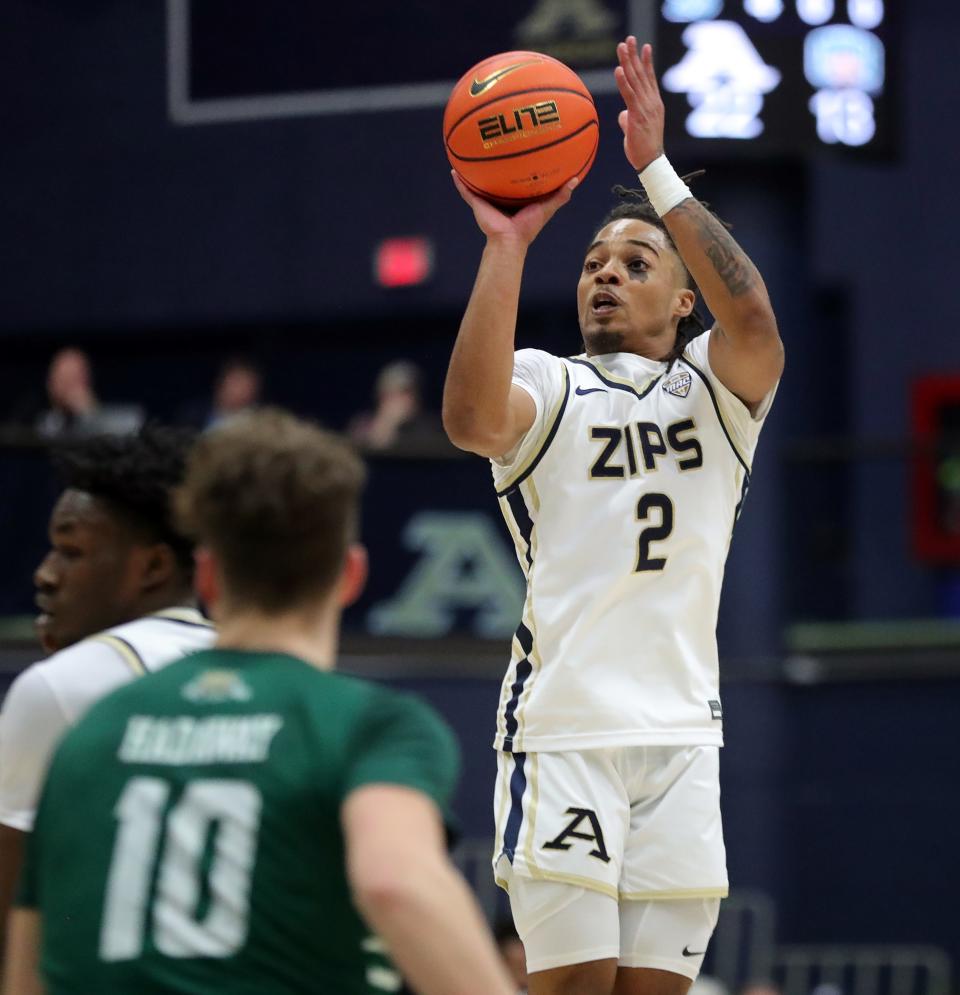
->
[637,155,692,217]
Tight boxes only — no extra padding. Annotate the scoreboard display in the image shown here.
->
[170,0,894,157]
[657,0,894,156]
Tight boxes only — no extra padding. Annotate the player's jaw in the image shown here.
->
[34,569,137,655]
[33,578,115,655]
[578,287,675,357]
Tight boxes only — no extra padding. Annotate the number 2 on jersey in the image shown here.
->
[635,493,674,571]
[99,777,262,962]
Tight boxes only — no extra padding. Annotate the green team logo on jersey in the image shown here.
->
[182,669,253,703]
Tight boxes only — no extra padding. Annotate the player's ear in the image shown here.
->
[193,546,220,613]
[674,287,695,320]
[338,543,368,608]
[135,543,176,594]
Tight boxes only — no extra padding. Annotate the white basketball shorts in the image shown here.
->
[507,877,720,978]
[493,745,727,975]
[493,744,728,904]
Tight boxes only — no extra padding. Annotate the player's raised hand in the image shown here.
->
[451,171,578,247]
[614,36,665,172]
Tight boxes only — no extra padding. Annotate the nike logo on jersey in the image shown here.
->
[469,61,539,96]
[682,946,706,957]
[575,386,608,396]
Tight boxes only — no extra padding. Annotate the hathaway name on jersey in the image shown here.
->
[118,714,284,766]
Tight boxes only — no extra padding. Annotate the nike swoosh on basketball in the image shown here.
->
[682,946,706,957]
[469,61,539,96]
[575,386,608,396]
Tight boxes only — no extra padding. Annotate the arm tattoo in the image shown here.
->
[673,201,757,297]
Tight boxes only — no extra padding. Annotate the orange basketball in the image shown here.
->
[443,51,599,208]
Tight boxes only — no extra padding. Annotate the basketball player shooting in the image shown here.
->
[443,36,784,995]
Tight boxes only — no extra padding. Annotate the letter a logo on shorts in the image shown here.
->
[542,807,610,863]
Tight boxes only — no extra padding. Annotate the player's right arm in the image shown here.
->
[343,784,514,995]
[1,909,42,995]
[442,172,577,458]
[341,690,513,995]
[0,668,68,961]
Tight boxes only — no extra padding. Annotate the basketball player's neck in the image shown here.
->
[583,323,677,361]
[213,600,340,672]
[139,587,198,619]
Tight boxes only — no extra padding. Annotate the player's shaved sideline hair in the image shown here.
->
[174,408,366,612]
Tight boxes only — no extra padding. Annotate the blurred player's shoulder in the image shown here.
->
[14,608,214,726]
[95,607,214,673]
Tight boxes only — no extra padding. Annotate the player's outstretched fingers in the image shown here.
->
[639,41,661,95]
[619,37,651,101]
[527,177,579,216]
[513,177,579,240]
[618,39,640,89]
[542,176,580,214]
[614,39,665,171]
[451,170,481,206]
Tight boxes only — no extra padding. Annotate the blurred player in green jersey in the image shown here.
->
[4,408,513,995]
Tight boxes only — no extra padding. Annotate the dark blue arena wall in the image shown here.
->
[2,2,958,629]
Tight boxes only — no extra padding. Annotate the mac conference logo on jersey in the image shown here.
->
[663,370,692,398]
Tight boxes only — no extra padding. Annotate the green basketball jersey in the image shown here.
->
[19,649,460,994]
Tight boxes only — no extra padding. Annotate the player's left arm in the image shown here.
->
[2,908,43,995]
[615,36,784,408]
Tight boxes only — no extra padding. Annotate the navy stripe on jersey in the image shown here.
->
[682,357,753,529]
[570,357,662,400]
[495,366,570,497]
[734,473,750,522]
[501,622,534,752]
[111,634,149,673]
[679,358,751,475]
[505,488,534,570]
[502,752,528,863]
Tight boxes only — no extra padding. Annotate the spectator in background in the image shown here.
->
[348,359,446,454]
[179,357,263,430]
[494,919,528,994]
[35,348,143,439]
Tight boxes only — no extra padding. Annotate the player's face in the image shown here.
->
[33,490,146,654]
[577,218,692,357]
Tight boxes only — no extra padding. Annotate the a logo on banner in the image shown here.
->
[368,512,524,638]
[513,0,620,65]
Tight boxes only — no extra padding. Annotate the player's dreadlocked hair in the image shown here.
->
[594,176,721,370]
[52,424,198,576]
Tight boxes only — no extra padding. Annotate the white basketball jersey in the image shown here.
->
[491,330,776,753]
[0,607,214,830]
